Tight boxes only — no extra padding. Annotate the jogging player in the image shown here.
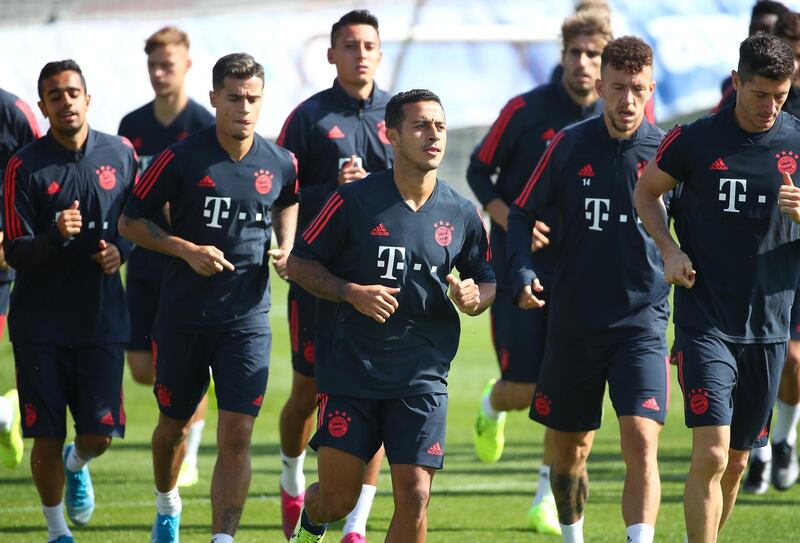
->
[4,59,136,543]
[286,89,495,543]
[635,33,800,543]
[0,87,40,471]
[118,25,214,489]
[508,37,668,543]
[466,11,610,535]
[118,53,298,543]
[275,9,392,542]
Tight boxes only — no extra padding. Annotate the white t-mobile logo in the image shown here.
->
[377,245,406,280]
[584,198,610,231]
[203,196,231,228]
[719,178,747,213]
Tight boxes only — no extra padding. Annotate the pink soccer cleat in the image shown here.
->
[281,486,305,540]
[340,533,366,543]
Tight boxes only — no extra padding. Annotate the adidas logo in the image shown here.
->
[99,412,115,425]
[578,163,595,177]
[327,125,346,139]
[540,127,556,141]
[197,175,216,188]
[47,181,60,195]
[370,223,390,236]
[252,395,263,407]
[426,442,443,456]
[641,397,660,411]
[709,158,728,171]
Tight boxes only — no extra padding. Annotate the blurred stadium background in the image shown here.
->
[2,0,798,196]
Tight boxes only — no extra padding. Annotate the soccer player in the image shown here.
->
[466,11,610,535]
[118,52,298,543]
[286,89,495,543]
[275,9,392,542]
[118,25,214,489]
[634,33,800,542]
[0,87,40,470]
[741,10,800,494]
[508,37,667,543]
[4,59,136,543]
[713,0,788,112]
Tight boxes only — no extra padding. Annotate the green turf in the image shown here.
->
[0,276,798,542]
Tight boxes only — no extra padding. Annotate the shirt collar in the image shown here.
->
[44,127,95,161]
[332,78,378,110]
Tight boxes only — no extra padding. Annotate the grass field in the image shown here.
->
[0,276,798,542]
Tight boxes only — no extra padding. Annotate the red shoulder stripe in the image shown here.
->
[655,126,682,164]
[476,207,491,262]
[476,96,526,165]
[277,102,305,147]
[514,131,565,208]
[4,157,23,240]
[303,193,344,245]
[133,149,174,199]
[14,99,41,139]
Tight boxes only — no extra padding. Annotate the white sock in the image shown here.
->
[532,464,554,505]
[155,487,182,516]
[342,484,377,536]
[626,523,655,543]
[0,395,12,432]
[210,534,234,543]
[65,444,89,472]
[482,392,501,420]
[773,400,800,445]
[751,442,772,462]
[560,517,584,543]
[42,503,72,541]
[280,449,306,497]
[184,420,205,467]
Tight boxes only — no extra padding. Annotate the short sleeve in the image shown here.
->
[655,125,692,183]
[291,189,347,264]
[454,206,496,284]
[123,148,180,220]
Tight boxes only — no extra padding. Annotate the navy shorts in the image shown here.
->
[310,392,448,469]
[674,326,784,450]
[152,315,271,420]
[288,284,317,377]
[126,275,161,351]
[530,333,669,432]
[790,290,800,341]
[13,342,126,439]
[490,287,547,383]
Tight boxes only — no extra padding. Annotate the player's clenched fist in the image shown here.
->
[343,283,400,323]
[56,200,82,239]
[267,248,290,280]
[662,246,696,288]
[91,240,121,274]
[778,171,800,223]
[182,243,235,277]
[517,278,545,309]
[447,274,481,315]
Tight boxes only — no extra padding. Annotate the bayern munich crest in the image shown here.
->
[254,169,273,194]
[434,220,454,247]
[327,409,351,437]
[96,165,117,190]
[776,150,799,175]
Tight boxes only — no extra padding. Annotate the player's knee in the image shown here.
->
[218,429,252,455]
[725,451,749,479]
[76,435,112,457]
[692,445,728,478]
[510,385,535,410]
[554,438,591,470]
[316,484,360,521]
[393,479,431,519]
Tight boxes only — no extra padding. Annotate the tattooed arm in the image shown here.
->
[287,254,400,324]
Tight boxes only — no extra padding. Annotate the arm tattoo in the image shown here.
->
[143,219,168,240]
[288,255,347,302]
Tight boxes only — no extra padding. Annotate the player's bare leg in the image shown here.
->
[684,425,730,543]
[551,429,594,541]
[152,413,192,491]
[619,416,661,541]
[210,410,256,536]
[127,350,155,385]
[31,437,67,505]
[490,381,536,411]
[718,448,749,534]
[385,464,434,543]
[304,446,365,524]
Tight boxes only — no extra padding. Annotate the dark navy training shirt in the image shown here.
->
[658,106,800,343]
[467,82,602,288]
[118,99,214,280]
[0,89,41,283]
[292,169,495,399]
[507,115,669,341]
[3,129,136,345]
[123,126,298,327]
[277,79,393,230]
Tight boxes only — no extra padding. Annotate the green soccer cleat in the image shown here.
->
[527,496,562,536]
[176,461,198,488]
[289,509,326,543]
[473,378,506,463]
[0,389,23,469]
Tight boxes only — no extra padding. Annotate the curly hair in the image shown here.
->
[601,36,653,74]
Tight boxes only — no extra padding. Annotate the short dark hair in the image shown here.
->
[774,11,800,42]
[212,53,264,91]
[331,10,379,47]
[385,89,442,129]
[753,0,789,19]
[562,11,613,49]
[601,36,653,74]
[738,32,795,82]
[38,59,86,100]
